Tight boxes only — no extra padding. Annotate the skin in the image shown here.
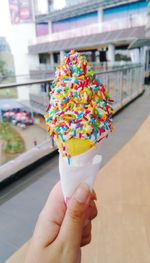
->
[25,182,98,263]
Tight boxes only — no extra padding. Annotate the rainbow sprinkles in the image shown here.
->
[45,50,113,160]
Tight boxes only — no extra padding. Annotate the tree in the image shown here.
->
[0,59,6,76]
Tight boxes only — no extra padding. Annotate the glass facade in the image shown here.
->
[52,11,98,33]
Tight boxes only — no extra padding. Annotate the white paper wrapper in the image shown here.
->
[59,147,102,200]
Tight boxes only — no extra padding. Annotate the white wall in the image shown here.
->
[0,0,39,100]
[10,23,38,100]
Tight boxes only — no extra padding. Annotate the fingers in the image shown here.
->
[81,221,92,247]
[34,180,97,254]
[88,200,98,220]
[57,183,91,251]
[81,233,91,247]
[33,181,66,248]
[81,199,97,247]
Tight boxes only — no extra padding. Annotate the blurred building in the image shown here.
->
[146,0,150,37]
[128,0,150,79]
[25,0,149,114]
[28,0,148,77]
[145,0,150,74]
[1,0,38,100]
[0,37,15,77]
[2,0,149,104]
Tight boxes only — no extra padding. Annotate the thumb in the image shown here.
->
[33,182,66,248]
[58,183,91,250]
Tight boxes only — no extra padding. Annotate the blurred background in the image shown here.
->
[0,0,149,166]
[0,0,150,262]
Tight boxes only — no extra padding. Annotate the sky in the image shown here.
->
[53,0,66,10]
[0,0,66,40]
[38,0,66,12]
[0,1,11,38]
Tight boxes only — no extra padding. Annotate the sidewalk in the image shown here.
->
[82,115,150,263]
[1,89,150,262]
[5,113,150,263]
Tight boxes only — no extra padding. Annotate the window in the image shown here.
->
[39,53,50,64]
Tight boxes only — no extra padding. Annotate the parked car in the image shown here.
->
[11,112,34,126]
[3,111,15,122]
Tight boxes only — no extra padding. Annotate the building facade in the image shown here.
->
[29,0,148,75]
[26,0,148,114]
[0,0,38,100]
[0,37,14,78]
[146,0,150,37]
[1,0,149,106]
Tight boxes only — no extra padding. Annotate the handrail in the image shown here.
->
[96,64,143,74]
[0,78,53,89]
[0,63,143,89]
[0,63,145,183]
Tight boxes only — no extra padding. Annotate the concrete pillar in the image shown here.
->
[107,44,115,62]
[98,8,103,32]
[96,50,100,63]
[48,21,52,34]
[98,8,103,23]
[60,50,65,62]
[145,48,149,71]
[130,48,140,63]
[140,47,147,68]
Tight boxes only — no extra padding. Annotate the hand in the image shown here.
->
[25,181,97,263]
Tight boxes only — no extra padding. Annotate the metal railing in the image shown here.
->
[96,64,144,112]
[0,63,144,178]
[29,64,144,114]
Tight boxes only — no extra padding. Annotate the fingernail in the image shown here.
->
[65,197,70,206]
[75,183,90,204]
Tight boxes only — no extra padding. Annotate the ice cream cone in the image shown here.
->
[59,147,102,200]
[45,50,113,200]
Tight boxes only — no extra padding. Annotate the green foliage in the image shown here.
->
[115,53,131,62]
[0,88,17,98]
[0,122,25,154]
[0,59,6,75]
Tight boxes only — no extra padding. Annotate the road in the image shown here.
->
[0,88,150,262]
